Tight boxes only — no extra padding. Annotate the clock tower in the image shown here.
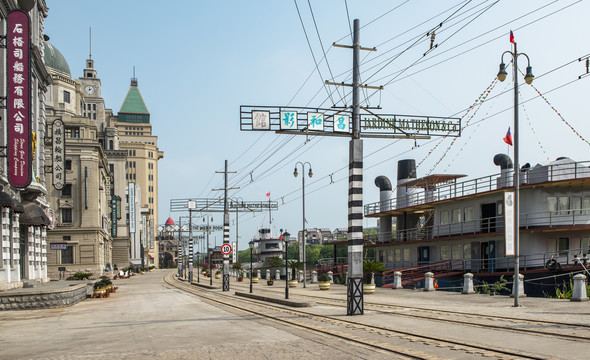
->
[79,55,107,131]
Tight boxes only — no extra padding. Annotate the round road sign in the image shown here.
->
[221,244,232,255]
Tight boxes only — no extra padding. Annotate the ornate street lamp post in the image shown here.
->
[282,230,290,299]
[249,240,254,293]
[294,162,312,288]
[497,38,534,307]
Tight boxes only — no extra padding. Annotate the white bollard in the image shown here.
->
[256,269,261,279]
[462,273,475,294]
[571,274,589,302]
[424,272,435,291]
[275,269,281,280]
[328,271,333,283]
[311,271,318,283]
[511,274,526,298]
[266,269,271,281]
[393,271,402,289]
[299,270,304,282]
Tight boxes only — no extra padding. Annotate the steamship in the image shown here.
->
[364,155,590,296]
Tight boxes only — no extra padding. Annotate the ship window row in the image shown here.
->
[547,196,590,215]
[440,206,474,225]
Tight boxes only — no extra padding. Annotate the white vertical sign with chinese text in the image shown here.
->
[280,111,297,130]
[129,183,136,233]
[52,119,65,190]
[252,111,270,130]
[504,191,515,256]
[333,114,350,133]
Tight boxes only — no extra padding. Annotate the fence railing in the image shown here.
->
[365,160,590,216]
[364,210,590,244]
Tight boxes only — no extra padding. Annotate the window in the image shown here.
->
[265,243,279,250]
[582,238,589,251]
[547,197,558,215]
[133,150,136,156]
[93,104,96,110]
[571,197,582,215]
[394,249,401,262]
[65,159,72,170]
[584,198,590,215]
[61,246,73,264]
[464,207,474,222]
[452,244,462,259]
[463,243,471,260]
[440,245,449,260]
[452,209,462,223]
[440,211,449,225]
[133,174,136,180]
[65,127,80,138]
[559,197,570,215]
[559,237,569,255]
[63,236,71,241]
[61,184,72,196]
[62,208,72,223]
[63,90,70,103]
[403,248,410,262]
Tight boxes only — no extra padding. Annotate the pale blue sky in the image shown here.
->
[45,0,590,251]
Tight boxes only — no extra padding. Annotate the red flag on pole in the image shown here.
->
[503,127,513,146]
[509,30,515,44]
[266,192,270,198]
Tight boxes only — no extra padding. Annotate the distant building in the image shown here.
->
[253,228,283,263]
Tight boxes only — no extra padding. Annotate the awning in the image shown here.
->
[20,202,50,226]
[12,200,24,214]
[0,191,14,208]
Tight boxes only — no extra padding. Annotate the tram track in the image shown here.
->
[163,272,559,360]
[225,280,590,343]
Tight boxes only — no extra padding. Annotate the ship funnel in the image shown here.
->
[375,176,392,243]
[494,153,513,188]
[397,159,417,209]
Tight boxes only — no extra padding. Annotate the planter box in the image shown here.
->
[318,281,330,290]
[363,283,376,294]
[288,280,298,288]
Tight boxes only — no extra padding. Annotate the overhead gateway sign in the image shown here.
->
[240,106,461,138]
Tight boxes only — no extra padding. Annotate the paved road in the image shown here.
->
[0,270,391,360]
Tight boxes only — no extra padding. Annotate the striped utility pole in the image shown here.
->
[214,160,238,291]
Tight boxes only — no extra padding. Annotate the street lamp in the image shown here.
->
[497,39,534,307]
[282,230,290,299]
[249,240,254,293]
[294,162,312,288]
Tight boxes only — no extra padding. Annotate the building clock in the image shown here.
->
[84,85,95,95]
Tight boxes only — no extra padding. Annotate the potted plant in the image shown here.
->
[251,270,259,283]
[267,276,274,286]
[237,271,244,282]
[318,272,331,290]
[93,281,106,298]
[363,260,386,294]
[215,270,221,279]
[288,261,302,288]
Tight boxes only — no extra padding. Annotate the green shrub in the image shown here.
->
[318,272,331,282]
[73,272,92,280]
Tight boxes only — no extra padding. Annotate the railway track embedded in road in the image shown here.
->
[164,272,564,360]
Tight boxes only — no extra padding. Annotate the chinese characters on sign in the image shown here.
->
[111,195,118,238]
[7,11,31,188]
[280,111,297,130]
[52,119,65,190]
[129,183,136,233]
[252,111,270,130]
[334,114,350,133]
[307,112,324,131]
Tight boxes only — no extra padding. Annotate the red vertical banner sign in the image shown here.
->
[7,10,32,188]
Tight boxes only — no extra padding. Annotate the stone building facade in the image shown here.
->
[0,0,52,290]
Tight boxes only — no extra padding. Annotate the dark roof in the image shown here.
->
[43,42,71,77]
[118,79,150,123]
[20,202,50,226]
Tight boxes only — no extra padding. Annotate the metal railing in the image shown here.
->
[364,210,590,244]
[382,260,465,286]
[365,160,590,216]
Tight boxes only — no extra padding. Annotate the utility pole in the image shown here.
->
[213,160,238,291]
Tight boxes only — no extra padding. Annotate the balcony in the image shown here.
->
[365,160,590,216]
[365,209,590,244]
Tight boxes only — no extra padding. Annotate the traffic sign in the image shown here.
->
[221,243,232,255]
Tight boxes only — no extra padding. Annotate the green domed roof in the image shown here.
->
[43,42,71,77]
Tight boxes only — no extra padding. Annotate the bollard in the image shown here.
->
[266,269,271,281]
[275,269,281,281]
[328,271,333,283]
[299,270,304,282]
[462,273,475,294]
[510,274,526,298]
[311,271,317,283]
[424,272,435,291]
[393,271,402,289]
[571,274,589,302]
[256,269,261,279]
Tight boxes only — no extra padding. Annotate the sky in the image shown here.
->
[44,0,590,252]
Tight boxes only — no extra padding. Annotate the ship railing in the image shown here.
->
[364,209,590,244]
[381,247,589,279]
[365,160,590,216]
